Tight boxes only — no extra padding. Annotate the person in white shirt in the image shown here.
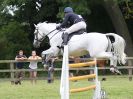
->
[28,51,41,84]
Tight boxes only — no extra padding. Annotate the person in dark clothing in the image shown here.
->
[15,50,27,85]
[56,7,87,45]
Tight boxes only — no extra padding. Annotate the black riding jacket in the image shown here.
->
[60,12,84,28]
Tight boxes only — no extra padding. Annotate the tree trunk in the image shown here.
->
[103,0,133,56]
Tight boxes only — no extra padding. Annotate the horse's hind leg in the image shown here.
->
[93,52,121,74]
[110,55,122,75]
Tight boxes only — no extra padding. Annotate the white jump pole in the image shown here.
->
[93,58,101,99]
[60,45,69,99]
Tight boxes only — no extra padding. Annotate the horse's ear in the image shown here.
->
[34,24,37,27]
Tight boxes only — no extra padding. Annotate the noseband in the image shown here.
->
[34,28,57,43]
[34,28,45,42]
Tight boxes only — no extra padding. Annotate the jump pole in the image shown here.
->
[60,45,101,99]
[70,85,96,93]
[69,74,96,81]
[69,61,96,68]
[93,58,101,99]
[60,45,69,99]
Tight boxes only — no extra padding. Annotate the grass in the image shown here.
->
[0,76,133,99]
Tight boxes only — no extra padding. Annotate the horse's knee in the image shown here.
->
[89,52,96,57]
[41,51,46,57]
[49,67,54,72]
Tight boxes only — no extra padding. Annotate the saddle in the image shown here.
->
[67,29,86,41]
[57,29,86,49]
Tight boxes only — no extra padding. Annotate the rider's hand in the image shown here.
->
[56,25,61,30]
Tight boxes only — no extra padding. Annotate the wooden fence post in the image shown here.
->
[10,62,14,81]
[128,60,132,81]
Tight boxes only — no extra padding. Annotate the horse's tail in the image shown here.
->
[106,33,126,64]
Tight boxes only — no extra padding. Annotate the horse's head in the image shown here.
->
[33,23,46,48]
[33,22,57,48]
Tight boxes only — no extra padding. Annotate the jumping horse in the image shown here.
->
[33,22,126,74]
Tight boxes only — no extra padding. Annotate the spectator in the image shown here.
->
[28,51,41,84]
[15,50,27,85]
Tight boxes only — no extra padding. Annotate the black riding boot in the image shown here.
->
[62,32,69,45]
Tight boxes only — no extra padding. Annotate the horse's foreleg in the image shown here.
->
[42,47,59,57]
[42,48,54,57]
[41,48,54,67]
[42,47,59,67]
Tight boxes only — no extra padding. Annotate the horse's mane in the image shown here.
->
[37,22,57,30]
[37,22,57,27]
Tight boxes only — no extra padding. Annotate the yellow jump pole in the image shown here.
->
[69,74,96,81]
[69,61,96,68]
[70,85,96,93]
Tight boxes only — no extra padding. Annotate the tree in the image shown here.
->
[0,21,31,59]
[103,0,133,56]
[0,0,133,58]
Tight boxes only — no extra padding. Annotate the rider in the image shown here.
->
[56,7,87,45]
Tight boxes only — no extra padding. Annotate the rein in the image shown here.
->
[35,28,62,44]
[49,29,64,40]
[46,28,57,37]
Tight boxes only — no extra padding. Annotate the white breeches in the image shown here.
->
[65,21,86,34]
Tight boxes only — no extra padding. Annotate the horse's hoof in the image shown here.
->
[110,67,115,73]
[110,65,122,75]
[44,65,48,70]
[114,70,122,75]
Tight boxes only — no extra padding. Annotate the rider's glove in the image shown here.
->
[56,25,61,30]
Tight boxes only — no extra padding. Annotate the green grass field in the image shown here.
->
[0,76,133,99]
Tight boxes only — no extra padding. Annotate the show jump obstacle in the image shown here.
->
[60,45,102,99]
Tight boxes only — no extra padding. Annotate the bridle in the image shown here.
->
[34,27,62,43]
[34,28,45,42]
[34,27,57,43]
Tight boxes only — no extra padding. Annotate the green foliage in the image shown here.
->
[0,0,61,60]
[0,21,31,59]
[119,0,133,19]
[57,0,91,19]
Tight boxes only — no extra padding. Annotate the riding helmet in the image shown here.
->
[64,7,73,13]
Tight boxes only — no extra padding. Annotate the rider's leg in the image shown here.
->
[65,21,86,34]
[62,21,86,45]
[62,32,69,45]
